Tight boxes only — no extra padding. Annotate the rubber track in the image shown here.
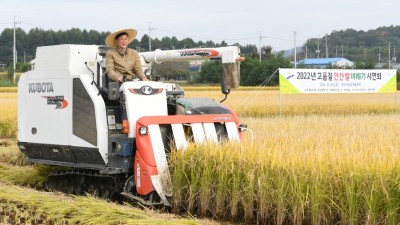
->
[46,170,122,199]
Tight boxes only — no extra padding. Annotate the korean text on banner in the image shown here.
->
[279,69,397,94]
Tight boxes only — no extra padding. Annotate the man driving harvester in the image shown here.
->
[105,28,148,82]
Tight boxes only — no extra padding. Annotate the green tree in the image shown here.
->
[303,25,400,64]
[171,36,180,48]
[354,61,375,69]
[129,39,141,51]
[216,40,228,47]
[7,62,30,81]
[179,38,196,49]
[196,60,222,84]
[161,37,173,50]
[140,34,150,51]
[240,53,291,86]
[240,44,258,55]
[151,61,190,81]
[0,28,14,65]
[151,38,162,50]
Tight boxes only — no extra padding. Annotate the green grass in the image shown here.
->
[0,72,7,79]
[0,72,18,87]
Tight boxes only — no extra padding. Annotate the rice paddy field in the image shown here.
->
[0,92,17,138]
[1,87,400,224]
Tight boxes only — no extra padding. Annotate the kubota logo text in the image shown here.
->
[29,82,54,93]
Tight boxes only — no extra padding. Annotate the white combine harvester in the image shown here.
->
[17,44,246,206]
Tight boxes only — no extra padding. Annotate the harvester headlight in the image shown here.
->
[139,126,148,135]
[122,120,129,134]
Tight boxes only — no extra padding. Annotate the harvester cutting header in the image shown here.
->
[17,30,246,206]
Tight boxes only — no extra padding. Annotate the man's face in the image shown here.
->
[116,34,129,50]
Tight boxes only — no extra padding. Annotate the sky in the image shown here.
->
[1,0,399,51]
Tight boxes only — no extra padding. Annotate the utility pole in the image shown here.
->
[393,47,396,63]
[148,22,157,51]
[336,46,338,58]
[378,47,381,63]
[325,35,328,58]
[259,32,262,62]
[389,42,391,69]
[316,36,320,58]
[13,16,21,83]
[259,31,261,62]
[364,48,366,62]
[258,32,267,62]
[294,31,297,68]
[341,45,343,58]
[305,46,308,59]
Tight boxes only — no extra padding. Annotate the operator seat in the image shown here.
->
[97,46,110,90]
[96,46,120,100]
[100,70,120,101]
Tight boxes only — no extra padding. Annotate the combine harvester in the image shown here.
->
[17,44,247,206]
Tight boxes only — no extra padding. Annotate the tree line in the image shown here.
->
[303,25,400,64]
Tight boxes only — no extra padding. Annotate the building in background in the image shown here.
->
[297,57,354,68]
[188,61,202,72]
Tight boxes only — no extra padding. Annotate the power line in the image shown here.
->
[148,22,157,51]
[157,28,254,41]
[156,28,296,43]
[20,22,64,30]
